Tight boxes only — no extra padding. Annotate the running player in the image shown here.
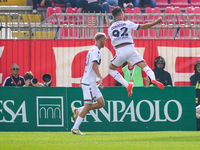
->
[108,7,164,97]
[71,32,106,135]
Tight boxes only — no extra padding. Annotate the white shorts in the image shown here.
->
[111,44,144,67]
[81,84,103,104]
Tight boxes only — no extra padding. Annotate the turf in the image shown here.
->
[0,131,200,150]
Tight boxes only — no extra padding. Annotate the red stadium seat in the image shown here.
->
[61,25,84,38]
[159,24,174,39]
[144,7,153,23]
[185,7,200,24]
[170,0,191,7]
[144,28,154,38]
[46,7,66,24]
[191,0,200,7]
[46,7,58,24]
[65,7,84,24]
[156,0,170,7]
[125,7,143,24]
[144,7,161,23]
[54,7,67,24]
[179,24,195,39]
[194,7,200,23]
[164,7,184,24]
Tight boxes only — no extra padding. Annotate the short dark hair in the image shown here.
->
[24,71,34,81]
[112,6,122,17]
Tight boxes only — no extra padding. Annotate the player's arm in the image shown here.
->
[92,62,104,89]
[139,17,162,29]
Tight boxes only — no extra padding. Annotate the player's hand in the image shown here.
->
[126,3,133,8]
[98,78,104,89]
[157,17,162,24]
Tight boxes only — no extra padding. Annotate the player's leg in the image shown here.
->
[108,49,129,87]
[108,63,128,87]
[71,85,93,135]
[108,47,134,97]
[127,45,164,89]
[90,86,104,109]
[71,103,91,135]
[137,61,164,89]
[72,85,104,122]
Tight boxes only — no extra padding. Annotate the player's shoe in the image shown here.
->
[72,108,79,123]
[126,81,134,97]
[71,129,85,135]
[151,80,165,89]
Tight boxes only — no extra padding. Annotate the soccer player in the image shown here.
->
[108,7,164,97]
[71,32,106,135]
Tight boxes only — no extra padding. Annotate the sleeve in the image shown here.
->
[2,78,8,86]
[21,77,25,86]
[92,50,101,64]
[126,21,140,30]
[142,70,148,78]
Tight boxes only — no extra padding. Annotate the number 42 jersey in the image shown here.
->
[108,20,140,47]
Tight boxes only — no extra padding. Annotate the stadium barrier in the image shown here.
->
[0,86,196,131]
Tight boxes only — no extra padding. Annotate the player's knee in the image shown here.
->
[100,100,105,108]
[97,98,105,108]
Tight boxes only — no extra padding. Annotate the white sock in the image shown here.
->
[78,106,84,113]
[72,116,83,129]
[142,66,155,80]
[109,69,128,87]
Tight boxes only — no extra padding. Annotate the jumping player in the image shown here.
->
[108,7,164,97]
[71,32,106,135]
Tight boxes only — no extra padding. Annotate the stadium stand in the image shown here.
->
[179,24,195,39]
[144,7,161,23]
[170,0,191,7]
[156,0,170,7]
[125,7,143,24]
[65,7,80,24]
[185,7,200,24]
[164,7,184,24]
[191,0,200,7]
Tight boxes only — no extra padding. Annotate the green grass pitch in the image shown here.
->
[0,131,200,150]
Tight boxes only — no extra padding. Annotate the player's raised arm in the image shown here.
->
[139,17,162,29]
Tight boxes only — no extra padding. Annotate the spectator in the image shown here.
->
[24,71,44,87]
[116,61,150,86]
[133,0,156,8]
[2,64,25,86]
[32,0,52,14]
[190,59,200,87]
[151,56,172,86]
[102,0,118,8]
[118,0,133,10]
[54,0,80,8]
[76,0,110,14]
[190,59,200,131]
